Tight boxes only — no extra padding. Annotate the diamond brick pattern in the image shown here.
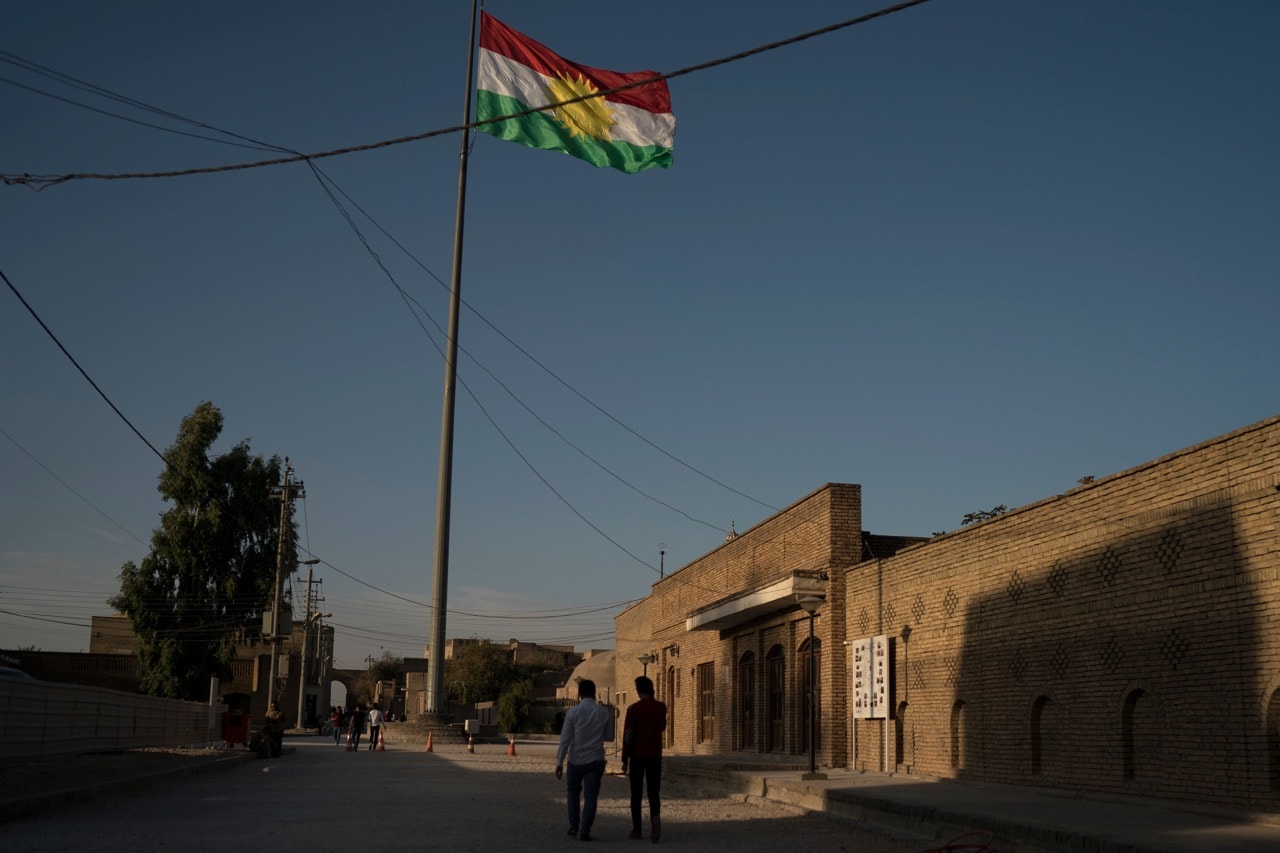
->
[944,656,960,687]
[1157,528,1185,574]
[1007,570,1025,603]
[912,594,926,624]
[943,587,959,618]
[884,602,898,628]
[858,608,870,636]
[1050,644,1070,679]
[912,667,926,692]
[1048,560,1069,598]
[1162,627,1189,669]
[1010,647,1028,681]
[1097,546,1122,586]
[1102,636,1125,673]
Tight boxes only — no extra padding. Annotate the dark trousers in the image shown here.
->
[368,725,380,749]
[628,756,662,831]
[565,759,606,834]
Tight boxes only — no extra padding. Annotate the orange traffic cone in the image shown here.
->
[376,729,385,752]
[507,736,516,756]
[425,731,434,753]
[344,727,354,752]
[467,733,475,753]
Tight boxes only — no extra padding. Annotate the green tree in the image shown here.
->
[109,402,289,700]
[962,505,1008,526]
[445,641,518,704]
[498,679,535,733]
[353,651,403,706]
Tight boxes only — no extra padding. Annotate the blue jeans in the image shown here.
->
[565,760,606,834]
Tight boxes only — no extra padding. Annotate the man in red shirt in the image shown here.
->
[621,675,668,842]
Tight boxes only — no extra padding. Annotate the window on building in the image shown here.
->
[697,662,715,743]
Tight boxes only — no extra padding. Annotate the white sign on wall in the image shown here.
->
[851,634,892,719]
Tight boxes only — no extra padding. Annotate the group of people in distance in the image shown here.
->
[556,675,667,843]
[307,675,669,841]
[328,702,387,750]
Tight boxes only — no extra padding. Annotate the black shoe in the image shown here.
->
[567,828,578,837]
[580,834,592,842]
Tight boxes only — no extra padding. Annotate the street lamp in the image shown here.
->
[638,653,655,677]
[796,595,827,780]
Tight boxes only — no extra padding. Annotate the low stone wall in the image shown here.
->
[0,678,221,759]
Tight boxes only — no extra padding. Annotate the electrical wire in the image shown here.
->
[1,266,165,462]
[314,175,774,517]
[0,0,934,190]
[3,56,763,583]
[0,2,880,640]
[0,424,148,546]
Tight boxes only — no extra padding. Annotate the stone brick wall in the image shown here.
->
[849,416,1280,811]
[617,484,862,764]
[618,415,1280,813]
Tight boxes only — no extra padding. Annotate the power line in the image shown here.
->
[0,0,934,190]
[5,57,767,555]
[1,266,165,462]
[0,424,149,546]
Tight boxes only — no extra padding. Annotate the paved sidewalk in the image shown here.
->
[0,746,259,822]
[9,740,1280,851]
[665,755,1280,852]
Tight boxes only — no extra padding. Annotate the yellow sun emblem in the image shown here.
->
[545,71,616,141]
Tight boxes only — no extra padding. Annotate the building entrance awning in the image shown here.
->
[685,572,826,632]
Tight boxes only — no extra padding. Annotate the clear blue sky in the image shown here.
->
[3,1,1277,669]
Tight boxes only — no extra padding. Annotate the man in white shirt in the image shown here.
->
[555,679,613,841]
[366,704,386,751]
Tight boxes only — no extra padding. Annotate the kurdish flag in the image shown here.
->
[476,12,674,174]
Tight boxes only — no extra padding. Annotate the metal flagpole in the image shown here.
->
[426,0,480,715]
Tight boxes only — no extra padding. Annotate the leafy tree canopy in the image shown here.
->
[352,651,403,706]
[109,402,291,700]
[498,679,535,733]
[445,640,519,704]
[367,650,403,683]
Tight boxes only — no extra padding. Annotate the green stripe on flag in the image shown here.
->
[477,91,672,175]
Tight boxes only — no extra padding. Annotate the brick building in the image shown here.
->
[615,415,1280,813]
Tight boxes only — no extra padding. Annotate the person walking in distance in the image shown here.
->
[347,703,367,750]
[622,676,668,842]
[330,706,345,746]
[366,704,385,751]
[555,679,613,841]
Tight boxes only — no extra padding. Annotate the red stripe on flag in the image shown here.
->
[480,12,671,115]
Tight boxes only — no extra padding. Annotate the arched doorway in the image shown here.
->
[738,651,756,750]
[1267,688,1280,792]
[665,665,676,748]
[1122,689,1148,781]
[799,637,820,754]
[1031,695,1052,776]
[895,701,910,770]
[950,699,966,770]
[767,645,785,752]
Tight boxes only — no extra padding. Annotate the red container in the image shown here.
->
[222,711,252,745]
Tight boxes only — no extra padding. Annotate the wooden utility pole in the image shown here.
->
[267,460,303,711]
[295,560,321,727]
